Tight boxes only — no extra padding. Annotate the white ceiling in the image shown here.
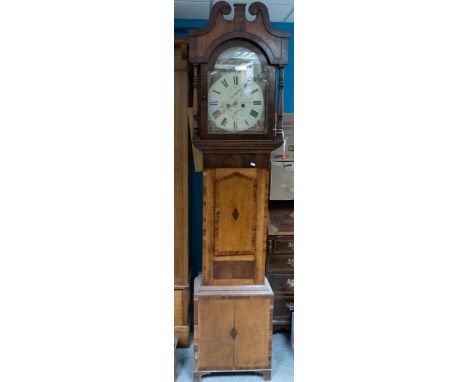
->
[174,0,294,23]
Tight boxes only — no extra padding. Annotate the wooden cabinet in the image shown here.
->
[174,38,190,347]
[202,168,269,286]
[266,204,294,331]
[193,275,273,381]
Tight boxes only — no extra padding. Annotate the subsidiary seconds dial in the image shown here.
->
[208,72,264,132]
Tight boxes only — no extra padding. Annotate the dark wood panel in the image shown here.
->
[269,236,294,255]
[268,203,294,235]
[268,274,294,295]
[273,295,294,319]
[213,260,255,280]
[204,152,271,168]
[267,254,294,274]
[266,203,294,331]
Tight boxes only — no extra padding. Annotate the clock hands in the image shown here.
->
[209,76,262,131]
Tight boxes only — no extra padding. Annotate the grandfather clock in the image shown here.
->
[189,2,289,380]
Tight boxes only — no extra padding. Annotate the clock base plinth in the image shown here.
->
[193,369,271,381]
[193,275,273,380]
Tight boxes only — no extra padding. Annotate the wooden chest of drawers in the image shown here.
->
[266,204,294,331]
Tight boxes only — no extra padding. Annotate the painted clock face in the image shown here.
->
[207,46,267,134]
[208,72,264,133]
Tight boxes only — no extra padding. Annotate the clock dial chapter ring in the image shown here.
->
[208,72,264,132]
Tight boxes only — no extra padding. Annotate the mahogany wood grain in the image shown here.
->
[266,254,294,274]
[266,203,294,331]
[273,295,294,319]
[188,2,289,64]
[267,202,294,235]
[188,2,290,169]
[267,274,294,296]
[269,236,294,255]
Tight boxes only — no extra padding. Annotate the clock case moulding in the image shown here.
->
[188,1,290,169]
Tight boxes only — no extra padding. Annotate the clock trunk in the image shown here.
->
[202,168,269,285]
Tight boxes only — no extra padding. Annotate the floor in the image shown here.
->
[175,331,294,382]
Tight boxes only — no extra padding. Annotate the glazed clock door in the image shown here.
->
[206,45,269,136]
[203,168,269,285]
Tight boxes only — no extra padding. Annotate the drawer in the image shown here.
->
[268,274,294,295]
[268,236,294,255]
[273,295,294,319]
[267,254,294,274]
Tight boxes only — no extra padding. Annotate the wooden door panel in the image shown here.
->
[197,297,234,370]
[203,168,269,285]
[233,297,271,369]
[214,170,257,255]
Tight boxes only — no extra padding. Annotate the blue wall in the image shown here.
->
[175,19,294,280]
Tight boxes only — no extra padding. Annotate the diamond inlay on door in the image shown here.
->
[230,326,238,340]
[232,208,239,221]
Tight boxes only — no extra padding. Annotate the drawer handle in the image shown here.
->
[287,278,294,288]
[285,302,294,311]
[288,241,294,250]
[287,258,294,267]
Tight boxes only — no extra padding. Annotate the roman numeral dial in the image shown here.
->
[207,72,265,132]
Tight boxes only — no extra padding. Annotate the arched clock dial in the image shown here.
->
[208,72,264,132]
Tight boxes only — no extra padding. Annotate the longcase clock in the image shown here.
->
[189,1,290,286]
[188,2,290,380]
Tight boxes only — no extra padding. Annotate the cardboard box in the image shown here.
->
[270,161,294,200]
